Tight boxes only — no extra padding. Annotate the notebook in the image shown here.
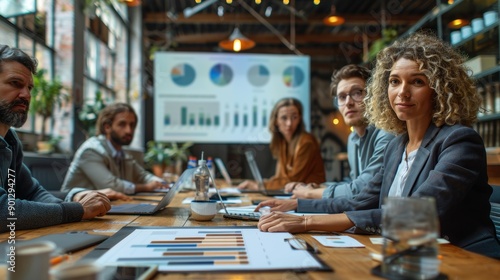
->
[107,169,195,215]
[244,150,292,197]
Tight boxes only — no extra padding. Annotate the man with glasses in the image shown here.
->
[285,64,394,199]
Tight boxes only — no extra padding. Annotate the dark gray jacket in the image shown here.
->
[298,124,500,258]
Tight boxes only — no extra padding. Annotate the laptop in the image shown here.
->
[214,158,246,186]
[209,176,262,221]
[244,150,292,197]
[107,169,195,215]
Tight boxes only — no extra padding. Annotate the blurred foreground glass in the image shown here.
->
[381,197,440,279]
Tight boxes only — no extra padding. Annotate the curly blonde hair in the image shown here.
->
[365,32,481,135]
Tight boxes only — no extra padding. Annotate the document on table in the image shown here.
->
[182,197,242,204]
[313,235,365,248]
[95,227,331,272]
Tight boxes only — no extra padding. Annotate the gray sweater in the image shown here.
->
[0,129,83,232]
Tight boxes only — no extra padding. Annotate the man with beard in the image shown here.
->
[283,65,394,200]
[0,44,111,232]
[61,103,167,194]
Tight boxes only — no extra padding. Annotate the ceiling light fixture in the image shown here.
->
[217,6,224,17]
[219,27,256,52]
[119,0,141,6]
[447,18,469,29]
[323,5,345,26]
[265,6,272,17]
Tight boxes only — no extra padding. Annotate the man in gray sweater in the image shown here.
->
[0,44,111,232]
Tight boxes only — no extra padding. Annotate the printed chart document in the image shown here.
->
[96,227,331,272]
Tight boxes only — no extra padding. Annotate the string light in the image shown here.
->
[332,118,339,125]
[314,0,320,5]
[226,0,232,4]
[195,0,201,3]
[283,0,289,5]
[255,0,262,4]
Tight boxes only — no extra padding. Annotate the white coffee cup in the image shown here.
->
[484,10,498,27]
[471,18,484,33]
[50,262,103,280]
[450,31,462,44]
[461,25,472,39]
[7,240,56,280]
[191,200,218,221]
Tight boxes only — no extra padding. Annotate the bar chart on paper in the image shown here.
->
[95,228,328,272]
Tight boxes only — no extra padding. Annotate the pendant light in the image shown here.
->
[323,5,344,26]
[219,27,256,52]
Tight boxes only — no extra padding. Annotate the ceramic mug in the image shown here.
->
[484,11,498,27]
[461,25,472,39]
[450,31,462,44]
[191,200,218,221]
[7,241,56,280]
[471,18,484,33]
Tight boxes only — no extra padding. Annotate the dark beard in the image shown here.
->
[0,99,29,128]
[109,130,133,146]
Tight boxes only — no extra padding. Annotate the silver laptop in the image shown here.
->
[209,174,261,221]
[214,158,246,186]
[107,168,195,215]
[244,150,292,197]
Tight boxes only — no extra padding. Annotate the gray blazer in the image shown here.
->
[61,135,160,193]
[298,124,500,258]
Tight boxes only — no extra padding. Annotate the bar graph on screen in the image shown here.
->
[154,52,310,143]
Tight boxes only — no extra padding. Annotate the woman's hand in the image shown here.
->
[258,212,308,233]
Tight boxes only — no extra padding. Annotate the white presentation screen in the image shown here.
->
[154,52,310,143]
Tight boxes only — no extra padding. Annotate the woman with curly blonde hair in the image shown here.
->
[366,32,481,134]
[256,32,500,259]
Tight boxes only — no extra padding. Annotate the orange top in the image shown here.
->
[265,132,326,190]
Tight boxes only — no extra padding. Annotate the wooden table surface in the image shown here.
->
[1,189,499,279]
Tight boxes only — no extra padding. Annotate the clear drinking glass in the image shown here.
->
[381,197,440,279]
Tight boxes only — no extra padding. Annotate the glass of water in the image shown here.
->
[381,196,440,279]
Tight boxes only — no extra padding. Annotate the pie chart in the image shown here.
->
[171,63,196,86]
[247,65,270,87]
[210,63,233,86]
[283,66,304,88]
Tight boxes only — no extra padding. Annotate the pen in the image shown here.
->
[50,254,69,266]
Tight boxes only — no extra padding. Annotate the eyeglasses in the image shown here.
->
[335,89,365,107]
[284,238,319,254]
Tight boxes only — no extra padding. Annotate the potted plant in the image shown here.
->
[29,69,68,153]
[78,90,106,138]
[144,141,172,177]
[167,142,193,175]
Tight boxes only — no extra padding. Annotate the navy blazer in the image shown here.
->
[298,123,500,258]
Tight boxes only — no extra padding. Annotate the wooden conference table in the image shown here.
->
[1,188,500,279]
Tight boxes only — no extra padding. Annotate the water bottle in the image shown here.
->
[194,153,210,201]
[187,156,197,169]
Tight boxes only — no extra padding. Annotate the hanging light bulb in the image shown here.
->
[323,5,345,26]
[314,0,320,5]
[119,0,141,6]
[255,0,262,4]
[283,0,290,5]
[195,0,201,3]
[219,27,256,52]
